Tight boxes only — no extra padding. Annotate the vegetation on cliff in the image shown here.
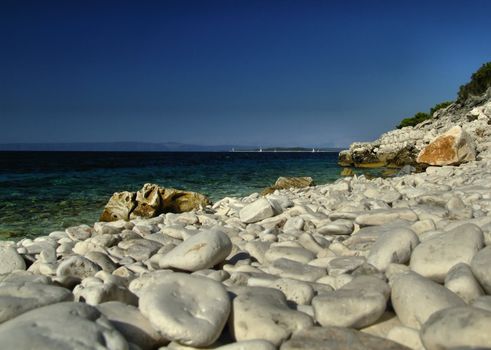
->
[458,62,491,102]
[396,61,491,129]
[396,101,452,129]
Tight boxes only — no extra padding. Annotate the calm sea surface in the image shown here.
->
[0,151,345,239]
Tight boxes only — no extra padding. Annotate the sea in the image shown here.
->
[0,151,354,239]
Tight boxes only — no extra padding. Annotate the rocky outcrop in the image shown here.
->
[416,126,476,165]
[100,183,210,222]
[339,88,491,167]
[261,176,314,195]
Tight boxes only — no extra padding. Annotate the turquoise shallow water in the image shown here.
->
[0,151,344,239]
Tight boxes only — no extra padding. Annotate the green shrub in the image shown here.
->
[458,62,491,102]
[429,101,452,116]
[397,112,431,129]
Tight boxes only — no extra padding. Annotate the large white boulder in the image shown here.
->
[410,224,483,282]
[421,307,491,350]
[139,273,230,347]
[390,271,465,328]
[0,302,128,349]
[157,229,232,272]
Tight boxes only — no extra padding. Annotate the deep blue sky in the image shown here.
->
[1,0,491,147]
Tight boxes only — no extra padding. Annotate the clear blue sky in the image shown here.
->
[1,0,491,147]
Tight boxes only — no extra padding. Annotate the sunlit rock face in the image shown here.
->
[417,126,476,166]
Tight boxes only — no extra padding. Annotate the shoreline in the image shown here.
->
[0,152,490,348]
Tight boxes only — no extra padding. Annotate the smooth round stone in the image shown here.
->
[0,247,26,274]
[85,251,118,273]
[74,278,138,306]
[66,224,93,241]
[317,220,354,235]
[471,245,491,294]
[444,263,484,303]
[367,227,419,271]
[410,223,483,282]
[421,307,491,350]
[472,295,491,312]
[326,256,366,276]
[391,271,465,328]
[268,258,327,282]
[157,229,232,272]
[266,278,314,305]
[230,287,313,347]
[139,273,230,347]
[386,326,424,350]
[265,246,315,264]
[355,208,418,227]
[56,255,102,280]
[0,282,73,323]
[128,270,174,297]
[312,289,386,328]
[97,301,166,350]
[280,326,410,350]
[0,302,128,349]
[239,198,275,224]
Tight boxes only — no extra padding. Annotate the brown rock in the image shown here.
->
[132,183,161,218]
[417,126,476,166]
[340,168,354,177]
[338,150,353,166]
[262,176,314,195]
[99,191,136,221]
[159,187,211,213]
[100,184,210,222]
[280,326,410,350]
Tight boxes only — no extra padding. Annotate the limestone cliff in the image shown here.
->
[339,88,491,168]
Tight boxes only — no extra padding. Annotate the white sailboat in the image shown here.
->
[259,147,263,153]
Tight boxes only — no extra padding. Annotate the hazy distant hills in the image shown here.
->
[0,142,343,152]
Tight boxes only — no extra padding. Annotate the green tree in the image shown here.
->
[397,112,431,129]
[429,101,452,116]
[458,62,491,102]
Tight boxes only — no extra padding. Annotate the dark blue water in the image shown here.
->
[0,151,342,239]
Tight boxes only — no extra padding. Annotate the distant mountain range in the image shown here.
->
[0,142,344,152]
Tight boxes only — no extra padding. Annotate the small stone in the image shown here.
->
[56,255,102,280]
[157,229,232,272]
[268,258,327,282]
[230,287,313,346]
[386,326,424,350]
[265,246,315,264]
[280,326,410,350]
[139,273,230,347]
[239,198,275,223]
[266,278,314,305]
[312,288,386,328]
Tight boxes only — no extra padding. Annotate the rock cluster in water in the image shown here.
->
[1,93,491,349]
[100,183,211,222]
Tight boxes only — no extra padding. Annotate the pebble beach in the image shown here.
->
[1,89,491,349]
